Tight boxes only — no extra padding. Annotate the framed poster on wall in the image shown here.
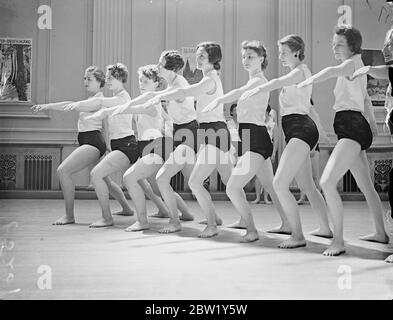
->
[0,38,32,103]
[361,49,389,107]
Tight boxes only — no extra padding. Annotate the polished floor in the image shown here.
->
[0,198,392,300]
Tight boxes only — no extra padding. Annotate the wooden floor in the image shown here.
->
[0,198,392,300]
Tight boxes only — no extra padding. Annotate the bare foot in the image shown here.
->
[199,216,223,226]
[179,212,194,221]
[226,220,247,229]
[278,236,306,249]
[89,218,113,228]
[267,225,291,235]
[309,228,333,239]
[359,232,389,244]
[241,230,259,243]
[385,254,393,263]
[159,220,182,233]
[198,226,218,238]
[264,199,272,205]
[323,241,346,256]
[149,211,170,219]
[124,221,149,232]
[112,209,134,216]
[52,215,75,225]
[297,198,307,205]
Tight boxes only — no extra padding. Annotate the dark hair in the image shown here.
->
[278,34,305,61]
[160,50,184,73]
[106,62,128,83]
[197,42,222,71]
[230,103,237,116]
[334,25,362,54]
[85,66,105,88]
[241,40,268,70]
[138,64,165,89]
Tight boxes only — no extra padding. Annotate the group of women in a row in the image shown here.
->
[32,24,393,262]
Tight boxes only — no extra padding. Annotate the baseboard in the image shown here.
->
[0,189,388,201]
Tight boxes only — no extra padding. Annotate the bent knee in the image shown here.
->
[272,176,289,192]
[156,171,171,187]
[123,171,136,185]
[90,169,103,184]
[319,175,338,190]
[56,165,68,177]
[188,176,204,192]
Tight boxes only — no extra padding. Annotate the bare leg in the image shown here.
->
[189,145,221,238]
[89,151,130,228]
[140,179,170,218]
[296,157,332,239]
[320,139,360,256]
[258,159,291,235]
[226,152,262,242]
[350,152,389,243]
[103,176,134,216]
[54,145,101,225]
[273,139,309,249]
[123,154,163,232]
[156,145,194,233]
[251,177,262,204]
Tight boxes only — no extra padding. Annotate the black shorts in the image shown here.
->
[173,119,199,153]
[198,121,231,153]
[77,130,106,157]
[110,135,139,164]
[333,110,372,150]
[238,123,273,160]
[281,113,319,150]
[138,137,173,162]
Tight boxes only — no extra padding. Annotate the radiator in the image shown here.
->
[24,154,52,190]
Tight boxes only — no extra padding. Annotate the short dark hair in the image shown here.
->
[137,64,165,89]
[278,34,305,61]
[197,42,222,71]
[335,25,362,54]
[106,62,128,83]
[241,40,268,70]
[85,66,105,88]
[160,50,184,73]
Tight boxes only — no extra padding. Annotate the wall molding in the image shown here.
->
[0,112,49,118]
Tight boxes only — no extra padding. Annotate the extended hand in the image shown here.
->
[112,103,129,116]
[297,78,313,88]
[349,66,370,81]
[201,99,219,113]
[241,88,259,100]
[31,104,47,112]
[85,108,109,121]
[144,95,161,109]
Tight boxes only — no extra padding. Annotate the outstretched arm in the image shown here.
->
[242,68,305,100]
[31,101,73,112]
[298,59,354,88]
[351,65,390,81]
[112,102,157,117]
[144,77,215,108]
[202,77,266,113]
[64,95,128,112]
